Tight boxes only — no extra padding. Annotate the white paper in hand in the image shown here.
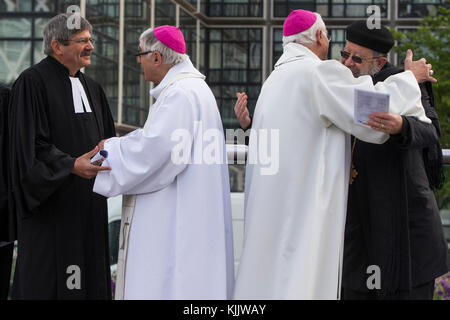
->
[91,149,108,166]
[354,89,389,127]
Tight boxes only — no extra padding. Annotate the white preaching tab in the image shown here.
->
[354,89,389,127]
[69,77,92,113]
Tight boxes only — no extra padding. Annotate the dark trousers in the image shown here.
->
[342,281,435,300]
[0,242,13,300]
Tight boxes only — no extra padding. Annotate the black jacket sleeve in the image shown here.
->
[389,81,444,189]
[390,115,438,149]
[8,72,75,216]
[389,82,440,150]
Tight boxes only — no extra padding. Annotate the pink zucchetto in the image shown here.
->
[153,25,186,54]
[283,9,317,36]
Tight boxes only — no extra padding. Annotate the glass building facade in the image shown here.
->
[1,0,448,133]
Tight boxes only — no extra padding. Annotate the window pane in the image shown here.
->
[34,40,46,64]
[206,28,262,129]
[209,43,222,68]
[180,9,198,66]
[398,0,447,18]
[33,0,55,12]
[0,41,31,85]
[155,0,176,26]
[272,28,283,67]
[0,18,32,38]
[203,0,263,17]
[199,25,206,73]
[332,4,345,16]
[85,0,120,122]
[34,17,50,38]
[123,0,150,127]
[249,42,261,69]
[346,4,367,17]
[223,43,247,69]
[0,0,32,12]
[273,0,387,18]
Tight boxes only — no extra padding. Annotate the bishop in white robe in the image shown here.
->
[93,26,234,300]
[233,10,434,300]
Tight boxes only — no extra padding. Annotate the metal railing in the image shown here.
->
[227,146,450,165]
[226,145,450,247]
[443,150,450,165]
[226,144,248,163]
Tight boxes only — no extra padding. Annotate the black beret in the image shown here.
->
[346,20,394,54]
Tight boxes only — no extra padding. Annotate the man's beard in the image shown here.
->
[349,61,381,78]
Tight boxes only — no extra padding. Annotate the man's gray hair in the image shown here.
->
[43,13,93,56]
[139,28,188,66]
[282,13,326,47]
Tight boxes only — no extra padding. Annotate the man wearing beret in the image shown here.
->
[341,21,449,300]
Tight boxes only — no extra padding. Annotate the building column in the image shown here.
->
[117,0,125,124]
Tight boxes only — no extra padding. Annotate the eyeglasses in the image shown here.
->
[63,37,96,45]
[324,31,332,41]
[340,50,383,64]
[135,50,155,62]
[135,50,163,62]
[135,50,154,58]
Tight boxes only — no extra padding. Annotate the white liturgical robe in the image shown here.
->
[233,43,430,300]
[93,58,234,300]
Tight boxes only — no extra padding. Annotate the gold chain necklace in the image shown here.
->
[349,138,358,185]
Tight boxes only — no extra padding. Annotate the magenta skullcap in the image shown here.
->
[153,25,186,54]
[283,9,317,36]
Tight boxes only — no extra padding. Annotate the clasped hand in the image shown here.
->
[367,112,403,135]
[71,145,111,179]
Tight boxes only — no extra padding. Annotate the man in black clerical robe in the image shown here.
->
[0,84,13,300]
[341,21,449,300]
[8,14,115,299]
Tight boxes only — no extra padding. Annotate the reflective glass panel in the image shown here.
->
[0,18,32,38]
[85,0,120,122]
[0,40,31,85]
[123,0,151,127]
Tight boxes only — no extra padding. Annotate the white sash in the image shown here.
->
[69,77,92,113]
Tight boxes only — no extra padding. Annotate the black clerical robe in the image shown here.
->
[342,63,449,298]
[0,84,13,300]
[8,56,116,299]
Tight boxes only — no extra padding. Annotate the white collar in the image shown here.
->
[274,42,320,68]
[150,58,204,100]
[69,76,92,113]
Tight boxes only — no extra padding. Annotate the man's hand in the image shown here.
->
[367,112,403,135]
[234,92,251,130]
[404,49,437,83]
[71,146,111,179]
[97,139,107,150]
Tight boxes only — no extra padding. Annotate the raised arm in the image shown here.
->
[311,57,430,144]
